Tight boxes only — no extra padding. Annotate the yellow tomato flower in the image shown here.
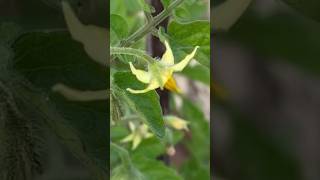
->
[164,115,189,131]
[127,41,199,94]
[120,122,153,150]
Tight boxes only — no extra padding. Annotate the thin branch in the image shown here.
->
[110,47,155,64]
[120,0,185,47]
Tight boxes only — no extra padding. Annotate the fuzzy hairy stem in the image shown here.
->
[120,0,185,47]
[110,47,155,64]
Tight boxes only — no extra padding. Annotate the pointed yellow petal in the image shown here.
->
[129,62,150,84]
[128,121,136,132]
[120,134,134,143]
[140,124,149,134]
[171,46,199,72]
[132,135,142,150]
[164,76,181,93]
[139,124,153,138]
[144,132,153,139]
[160,40,174,66]
[126,80,160,94]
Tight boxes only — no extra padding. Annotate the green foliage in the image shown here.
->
[179,98,210,179]
[132,155,182,180]
[168,21,210,67]
[228,11,320,75]
[212,1,316,179]
[11,31,108,178]
[132,129,184,159]
[113,72,165,138]
[162,0,208,22]
[110,0,145,37]
[137,0,155,13]
[173,0,208,23]
[110,0,210,179]
[110,14,128,45]
[181,64,210,85]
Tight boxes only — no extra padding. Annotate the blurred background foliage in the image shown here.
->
[1,0,108,179]
[213,0,320,180]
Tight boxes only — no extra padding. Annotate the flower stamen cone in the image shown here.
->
[164,76,181,93]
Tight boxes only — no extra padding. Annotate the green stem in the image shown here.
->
[120,0,184,47]
[110,47,155,64]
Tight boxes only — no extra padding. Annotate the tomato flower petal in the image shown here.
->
[161,40,175,66]
[129,62,151,84]
[170,46,199,72]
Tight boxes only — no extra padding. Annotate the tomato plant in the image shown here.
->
[0,0,209,179]
[110,0,210,179]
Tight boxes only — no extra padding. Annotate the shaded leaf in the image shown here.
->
[281,0,320,22]
[229,11,320,74]
[12,31,108,170]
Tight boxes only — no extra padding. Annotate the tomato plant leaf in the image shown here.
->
[168,20,210,68]
[173,0,208,23]
[110,14,128,45]
[12,31,108,171]
[180,64,210,85]
[137,0,155,13]
[132,154,183,180]
[113,72,165,138]
[132,130,184,159]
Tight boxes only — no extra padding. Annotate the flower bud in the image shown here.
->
[164,115,189,131]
